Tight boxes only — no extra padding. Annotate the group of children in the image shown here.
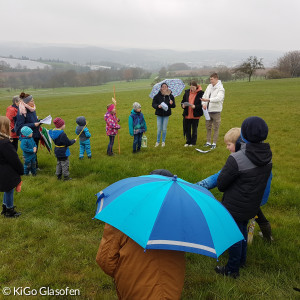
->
[17,116,92,181]
[104,102,147,155]
[0,100,146,217]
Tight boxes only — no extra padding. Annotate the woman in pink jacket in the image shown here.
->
[104,104,120,156]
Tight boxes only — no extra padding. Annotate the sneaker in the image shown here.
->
[189,144,194,147]
[161,142,165,147]
[88,156,92,159]
[211,144,217,149]
[184,144,189,147]
[204,142,211,147]
[215,266,239,279]
[155,142,159,147]
[63,176,72,181]
[79,157,84,160]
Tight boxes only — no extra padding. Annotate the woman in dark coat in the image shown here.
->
[181,80,204,146]
[152,83,176,147]
[15,92,41,168]
[0,116,23,218]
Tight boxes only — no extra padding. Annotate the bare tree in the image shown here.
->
[158,67,167,78]
[234,56,264,82]
[277,50,300,77]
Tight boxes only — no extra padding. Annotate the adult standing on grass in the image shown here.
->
[14,92,41,168]
[6,95,20,151]
[152,83,176,147]
[96,169,185,300]
[0,116,23,218]
[181,80,204,147]
[201,73,225,149]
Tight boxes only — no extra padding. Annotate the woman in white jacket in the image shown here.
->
[201,73,225,149]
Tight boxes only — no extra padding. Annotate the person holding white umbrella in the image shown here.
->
[152,83,176,147]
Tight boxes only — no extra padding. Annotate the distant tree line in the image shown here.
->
[0,67,151,90]
[266,50,300,79]
[154,51,300,83]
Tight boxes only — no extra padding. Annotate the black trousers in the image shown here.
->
[12,138,19,151]
[185,119,199,145]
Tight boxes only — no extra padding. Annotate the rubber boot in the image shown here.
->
[1,204,7,215]
[259,222,273,242]
[4,207,21,218]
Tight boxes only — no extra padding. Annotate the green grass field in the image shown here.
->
[0,78,300,299]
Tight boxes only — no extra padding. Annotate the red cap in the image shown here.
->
[53,117,65,128]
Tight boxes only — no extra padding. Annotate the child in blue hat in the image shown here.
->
[20,126,37,176]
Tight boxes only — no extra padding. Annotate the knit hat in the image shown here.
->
[21,126,33,137]
[241,116,268,143]
[76,116,86,126]
[53,117,65,129]
[23,95,33,104]
[107,104,115,112]
[133,102,141,110]
[150,169,174,177]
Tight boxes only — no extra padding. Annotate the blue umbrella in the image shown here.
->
[94,174,243,259]
[149,78,185,99]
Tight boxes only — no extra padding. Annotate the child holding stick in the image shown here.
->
[49,118,76,180]
[104,104,120,156]
[75,116,92,159]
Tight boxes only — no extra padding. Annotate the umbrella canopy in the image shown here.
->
[149,79,185,99]
[94,174,243,259]
[39,127,52,153]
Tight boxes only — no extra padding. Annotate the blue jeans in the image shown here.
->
[3,188,14,209]
[133,133,143,151]
[226,220,248,273]
[156,116,169,143]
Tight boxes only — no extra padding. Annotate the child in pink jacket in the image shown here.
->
[104,104,120,156]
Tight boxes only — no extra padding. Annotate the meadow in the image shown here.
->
[0,78,300,299]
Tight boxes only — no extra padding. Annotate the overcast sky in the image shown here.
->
[1,0,299,51]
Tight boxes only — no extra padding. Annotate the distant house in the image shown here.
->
[88,65,111,71]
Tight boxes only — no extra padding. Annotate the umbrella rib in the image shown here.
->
[146,240,216,254]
